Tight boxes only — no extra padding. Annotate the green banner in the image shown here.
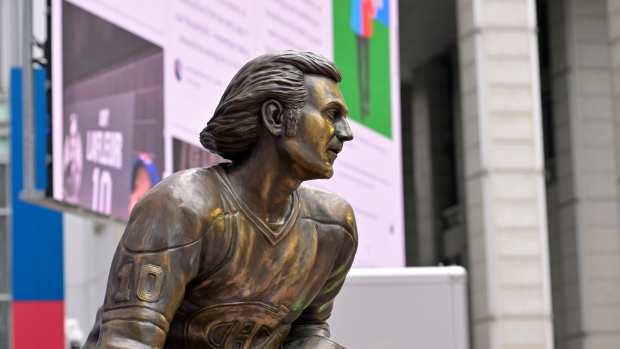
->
[333,0,392,139]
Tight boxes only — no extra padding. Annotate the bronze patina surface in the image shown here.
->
[83,51,357,349]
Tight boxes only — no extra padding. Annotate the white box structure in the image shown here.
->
[330,266,469,349]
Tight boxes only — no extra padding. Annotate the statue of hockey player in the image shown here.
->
[84,51,357,349]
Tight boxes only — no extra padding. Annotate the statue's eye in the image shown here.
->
[326,108,340,120]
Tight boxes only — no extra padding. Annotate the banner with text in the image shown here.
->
[51,0,404,267]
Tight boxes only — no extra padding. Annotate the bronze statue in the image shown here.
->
[83,51,357,349]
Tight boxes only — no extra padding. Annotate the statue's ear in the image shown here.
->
[261,99,284,136]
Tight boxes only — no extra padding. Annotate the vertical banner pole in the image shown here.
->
[21,0,44,200]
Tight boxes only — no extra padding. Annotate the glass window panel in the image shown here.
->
[0,164,7,207]
[0,301,8,349]
[0,216,7,294]
[0,139,7,159]
[0,104,7,123]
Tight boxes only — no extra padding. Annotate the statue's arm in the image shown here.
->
[284,206,358,349]
[86,190,205,348]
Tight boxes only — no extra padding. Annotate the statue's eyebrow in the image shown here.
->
[321,100,349,117]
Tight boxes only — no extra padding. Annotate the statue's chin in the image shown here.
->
[290,157,335,182]
[305,165,334,181]
[323,167,334,179]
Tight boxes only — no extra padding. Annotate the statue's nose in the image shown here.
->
[336,118,354,142]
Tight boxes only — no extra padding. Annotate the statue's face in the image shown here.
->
[282,75,353,180]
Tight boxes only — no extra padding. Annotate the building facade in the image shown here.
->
[401,0,620,348]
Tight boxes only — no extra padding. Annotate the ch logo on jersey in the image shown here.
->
[186,302,289,349]
[206,320,273,348]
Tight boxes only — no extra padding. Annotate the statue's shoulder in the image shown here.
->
[298,185,357,240]
[122,167,225,252]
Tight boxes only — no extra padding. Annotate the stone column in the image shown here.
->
[456,1,554,348]
[544,0,620,348]
[611,0,620,205]
[411,83,436,265]
[410,59,457,266]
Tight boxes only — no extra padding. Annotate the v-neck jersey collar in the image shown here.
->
[214,166,301,245]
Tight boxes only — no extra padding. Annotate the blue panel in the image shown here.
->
[350,0,362,35]
[375,0,390,26]
[10,68,64,301]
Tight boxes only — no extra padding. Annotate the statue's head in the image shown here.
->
[200,51,353,180]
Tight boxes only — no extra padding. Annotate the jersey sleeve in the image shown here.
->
[90,187,206,348]
[283,203,358,349]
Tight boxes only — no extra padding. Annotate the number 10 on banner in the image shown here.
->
[92,167,112,214]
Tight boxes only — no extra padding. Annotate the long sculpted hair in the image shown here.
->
[199,51,341,164]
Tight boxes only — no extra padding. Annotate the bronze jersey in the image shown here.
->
[83,166,357,349]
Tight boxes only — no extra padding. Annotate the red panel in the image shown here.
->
[12,301,64,349]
